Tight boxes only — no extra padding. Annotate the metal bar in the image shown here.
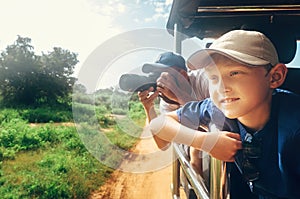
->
[195,5,300,18]
[171,23,183,199]
[210,158,228,199]
[174,144,210,199]
[172,145,181,198]
[197,5,300,13]
[174,23,182,54]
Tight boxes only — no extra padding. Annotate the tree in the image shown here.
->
[0,36,78,106]
[0,36,41,105]
[39,47,78,105]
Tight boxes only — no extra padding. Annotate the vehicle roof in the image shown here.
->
[166,0,300,64]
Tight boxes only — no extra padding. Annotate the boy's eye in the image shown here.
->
[230,71,240,76]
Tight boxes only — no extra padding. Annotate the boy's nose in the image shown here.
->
[217,79,231,93]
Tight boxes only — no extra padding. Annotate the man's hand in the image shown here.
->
[156,69,194,105]
[138,87,159,111]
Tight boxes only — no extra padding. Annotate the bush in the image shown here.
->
[0,103,142,199]
[72,103,98,125]
[20,107,72,123]
[0,124,114,199]
[0,109,21,124]
[128,101,146,124]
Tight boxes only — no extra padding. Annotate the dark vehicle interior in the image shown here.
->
[165,1,300,198]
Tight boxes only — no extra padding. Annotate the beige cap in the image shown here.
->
[187,30,279,70]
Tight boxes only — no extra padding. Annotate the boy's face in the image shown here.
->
[204,56,273,120]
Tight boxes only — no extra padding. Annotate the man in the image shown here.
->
[138,51,209,172]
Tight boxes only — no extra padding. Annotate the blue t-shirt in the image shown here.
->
[177,89,300,199]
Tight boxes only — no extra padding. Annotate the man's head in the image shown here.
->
[187,30,287,128]
[142,51,187,73]
[143,52,191,105]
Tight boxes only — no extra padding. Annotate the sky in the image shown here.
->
[1,0,299,91]
[0,0,173,79]
[0,0,114,60]
[0,0,182,90]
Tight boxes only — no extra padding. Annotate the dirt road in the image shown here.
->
[90,136,187,199]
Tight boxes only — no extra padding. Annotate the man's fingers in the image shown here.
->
[138,87,158,103]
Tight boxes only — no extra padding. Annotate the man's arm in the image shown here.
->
[138,87,171,149]
[138,87,159,124]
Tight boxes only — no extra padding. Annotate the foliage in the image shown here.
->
[0,108,21,123]
[0,144,112,199]
[0,113,57,159]
[0,36,78,107]
[96,106,116,127]
[128,100,147,125]
[0,106,72,124]
[0,109,114,199]
[20,107,72,123]
[72,102,99,125]
[0,104,144,198]
[0,68,151,198]
[0,29,159,198]
[73,86,142,127]
[105,122,141,151]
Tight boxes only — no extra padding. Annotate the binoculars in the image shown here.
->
[119,64,167,92]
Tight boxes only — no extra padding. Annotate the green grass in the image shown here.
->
[0,107,144,199]
[1,148,113,199]
[0,123,114,199]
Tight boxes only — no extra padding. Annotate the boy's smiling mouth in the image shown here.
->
[220,98,240,104]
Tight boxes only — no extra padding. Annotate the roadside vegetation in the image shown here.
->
[0,36,148,198]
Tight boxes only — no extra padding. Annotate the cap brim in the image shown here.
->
[187,49,270,70]
[142,63,169,73]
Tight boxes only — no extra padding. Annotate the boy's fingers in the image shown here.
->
[227,158,235,162]
[226,132,241,140]
[225,132,242,149]
[235,140,243,150]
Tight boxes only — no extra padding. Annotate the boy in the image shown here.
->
[149,30,300,198]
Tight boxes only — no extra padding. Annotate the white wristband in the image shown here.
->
[149,115,198,146]
[201,124,220,153]
[200,132,219,153]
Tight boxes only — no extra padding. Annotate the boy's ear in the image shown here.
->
[269,63,288,88]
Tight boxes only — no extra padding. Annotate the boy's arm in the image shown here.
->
[149,114,242,162]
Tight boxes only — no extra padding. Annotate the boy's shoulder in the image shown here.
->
[178,98,217,129]
[275,89,300,135]
[275,88,299,96]
[275,88,300,109]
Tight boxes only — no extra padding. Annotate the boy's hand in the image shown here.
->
[203,131,242,162]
